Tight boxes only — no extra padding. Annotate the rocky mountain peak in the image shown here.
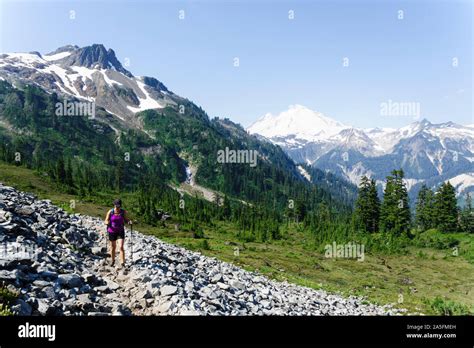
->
[45,45,79,56]
[62,44,133,77]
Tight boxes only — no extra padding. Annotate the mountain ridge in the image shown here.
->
[248,105,474,200]
[0,44,357,225]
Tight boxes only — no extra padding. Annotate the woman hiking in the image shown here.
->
[104,199,131,267]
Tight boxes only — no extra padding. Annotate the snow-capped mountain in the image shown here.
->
[248,105,474,199]
[0,44,185,128]
[0,44,359,210]
[249,104,347,142]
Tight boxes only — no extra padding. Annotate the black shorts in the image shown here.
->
[108,230,125,241]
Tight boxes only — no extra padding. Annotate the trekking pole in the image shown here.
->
[130,221,133,265]
[104,225,108,263]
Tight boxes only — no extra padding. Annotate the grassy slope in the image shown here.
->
[1,162,473,315]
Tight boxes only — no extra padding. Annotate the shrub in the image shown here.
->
[414,229,460,250]
[424,296,473,315]
[199,240,210,250]
[193,226,204,239]
[0,285,18,316]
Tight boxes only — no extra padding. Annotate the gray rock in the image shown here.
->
[58,274,82,288]
[88,312,110,316]
[11,299,32,315]
[136,290,152,299]
[15,206,35,216]
[0,269,18,282]
[211,273,223,283]
[77,293,92,303]
[95,285,111,293]
[36,298,55,315]
[160,285,178,297]
[39,270,58,280]
[91,247,102,255]
[41,286,56,299]
[105,280,120,291]
[184,281,194,292]
[156,300,175,313]
[32,280,51,288]
[230,280,245,290]
[217,282,230,290]
[179,309,201,315]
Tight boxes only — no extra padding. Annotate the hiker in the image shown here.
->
[104,199,131,267]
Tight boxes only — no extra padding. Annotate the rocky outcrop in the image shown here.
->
[61,44,133,77]
[0,183,405,316]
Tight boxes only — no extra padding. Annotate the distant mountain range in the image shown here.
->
[0,44,357,209]
[3,44,469,205]
[248,105,474,201]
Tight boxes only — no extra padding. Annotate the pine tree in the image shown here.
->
[460,192,474,233]
[415,184,435,231]
[294,198,307,224]
[65,157,74,188]
[115,160,124,192]
[434,182,459,233]
[222,195,231,220]
[380,169,411,235]
[55,157,66,184]
[353,176,380,233]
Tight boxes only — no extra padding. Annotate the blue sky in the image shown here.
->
[0,0,472,128]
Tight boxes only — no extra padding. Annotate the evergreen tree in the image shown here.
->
[115,160,124,192]
[64,157,74,188]
[353,176,380,233]
[55,157,66,184]
[294,198,306,224]
[380,169,411,235]
[415,184,435,231]
[434,182,459,233]
[460,192,474,233]
[222,195,231,220]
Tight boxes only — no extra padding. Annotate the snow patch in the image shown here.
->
[43,51,71,61]
[297,165,311,182]
[446,173,474,196]
[127,80,164,113]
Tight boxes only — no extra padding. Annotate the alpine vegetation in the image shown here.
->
[0,183,403,316]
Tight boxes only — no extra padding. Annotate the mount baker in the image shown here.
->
[248,105,474,202]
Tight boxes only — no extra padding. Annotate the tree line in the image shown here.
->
[353,169,474,234]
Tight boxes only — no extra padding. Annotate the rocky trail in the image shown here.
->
[0,183,405,316]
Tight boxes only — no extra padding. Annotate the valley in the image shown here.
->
[1,162,473,315]
[0,44,473,317]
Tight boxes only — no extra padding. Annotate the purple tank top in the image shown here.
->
[108,210,125,233]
